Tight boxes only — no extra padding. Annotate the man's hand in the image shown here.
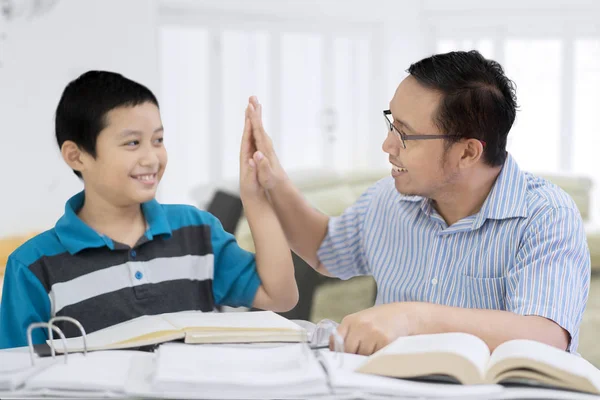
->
[246,96,288,191]
[333,303,420,356]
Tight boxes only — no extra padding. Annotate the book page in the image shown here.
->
[487,339,600,392]
[162,310,305,332]
[48,314,180,351]
[356,332,490,384]
[371,332,490,376]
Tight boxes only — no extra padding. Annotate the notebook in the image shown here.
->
[146,342,330,399]
[48,310,307,353]
[355,332,600,395]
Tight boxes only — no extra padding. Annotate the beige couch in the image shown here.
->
[234,169,600,365]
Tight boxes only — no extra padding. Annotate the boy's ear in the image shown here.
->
[61,141,87,173]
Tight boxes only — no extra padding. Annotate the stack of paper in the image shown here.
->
[3,350,153,398]
[0,352,56,392]
[148,343,330,399]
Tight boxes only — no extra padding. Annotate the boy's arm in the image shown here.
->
[239,107,298,312]
[0,256,51,349]
[244,195,298,312]
[246,97,332,276]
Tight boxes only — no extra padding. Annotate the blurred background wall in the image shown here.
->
[1,0,599,236]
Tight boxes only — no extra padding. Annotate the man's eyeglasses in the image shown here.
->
[383,110,486,149]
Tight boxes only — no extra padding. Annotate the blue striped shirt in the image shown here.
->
[317,154,591,352]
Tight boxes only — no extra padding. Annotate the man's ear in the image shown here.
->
[61,141,88,174]
[459,138,485,168]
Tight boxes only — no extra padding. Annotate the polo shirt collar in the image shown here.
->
[55,191,172,254]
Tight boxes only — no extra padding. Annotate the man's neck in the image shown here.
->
[77,189,147,246]
[432,166,503,227]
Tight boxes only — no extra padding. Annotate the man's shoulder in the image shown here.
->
[524,173,581,216]
[9,229,65,269]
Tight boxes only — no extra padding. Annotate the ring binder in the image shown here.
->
[26,322,68,365]
[49,316,88,356]
[312,319,345,367]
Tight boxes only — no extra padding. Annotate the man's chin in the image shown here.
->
[394,182,422,197]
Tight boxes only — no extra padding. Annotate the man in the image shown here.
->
[242,50,590,355]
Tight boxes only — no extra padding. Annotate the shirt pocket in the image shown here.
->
[462,275,507,310]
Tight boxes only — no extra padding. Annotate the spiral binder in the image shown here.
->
[311,318,345,367]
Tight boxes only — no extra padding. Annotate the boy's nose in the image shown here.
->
[139,149,160,167]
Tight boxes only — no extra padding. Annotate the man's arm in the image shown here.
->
[264,174,331,275]
[336,302,569,355]
[246,97,332,276]
[417,303,569,351]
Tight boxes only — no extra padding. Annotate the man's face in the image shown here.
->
[81,102,167,206]
[382,76,462,199]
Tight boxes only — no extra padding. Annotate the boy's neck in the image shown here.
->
[77,190,147,247]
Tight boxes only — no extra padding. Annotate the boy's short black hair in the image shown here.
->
[55,71,159,178]
[407,50,518,167]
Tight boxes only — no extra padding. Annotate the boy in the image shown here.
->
[0,71,298,348]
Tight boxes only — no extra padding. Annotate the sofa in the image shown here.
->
[233,169,600,366]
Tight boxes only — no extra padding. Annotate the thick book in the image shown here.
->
[355,332,600,395]
[47,311,307,353]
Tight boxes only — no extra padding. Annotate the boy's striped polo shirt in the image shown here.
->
[0,191,260,349]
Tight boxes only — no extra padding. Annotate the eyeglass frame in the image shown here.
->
[383,110,486,149]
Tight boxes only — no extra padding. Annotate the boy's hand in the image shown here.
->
[246,96,288,191]
[239,106,264,200]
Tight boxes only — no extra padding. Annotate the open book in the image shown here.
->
[355,332,600,395]
[48,311,307,353]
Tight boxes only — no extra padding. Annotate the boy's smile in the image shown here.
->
[131,173,158,186]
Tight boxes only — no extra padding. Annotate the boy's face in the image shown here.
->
[83,102,167,206]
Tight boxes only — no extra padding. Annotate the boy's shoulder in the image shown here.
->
[158,203,222,231]
[8,229,65,268]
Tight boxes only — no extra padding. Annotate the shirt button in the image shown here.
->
[431,278,438,285]
[130,250,137,258]
[135,271,143,280]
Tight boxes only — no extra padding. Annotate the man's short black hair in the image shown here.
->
[407,50,518,167]
[55,71,159,178]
